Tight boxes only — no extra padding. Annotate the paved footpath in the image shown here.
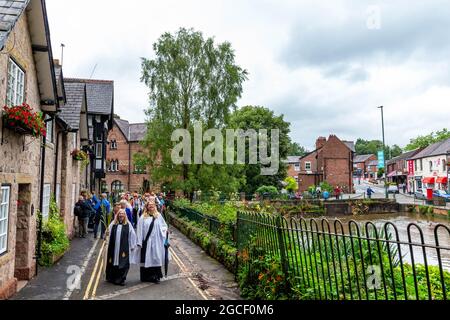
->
[13,226,240,301]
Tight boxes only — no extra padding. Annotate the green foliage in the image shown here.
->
[256,186,279,199]
[319,182,334,193]
[355,139,402,160]
[287,142,307,157]
[378,168,384,178]
[139,27,248,195]
[38,197,69,267]
[228,106,291,195]
[405,128,450,151]
[284,177,298,193]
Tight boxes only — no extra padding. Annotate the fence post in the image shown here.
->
[275,216,290,293]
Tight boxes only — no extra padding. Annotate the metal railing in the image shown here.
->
[170,204,236,243]
[237,211,450,300]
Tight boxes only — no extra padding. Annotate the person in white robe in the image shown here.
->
[105,209,137,286]
[135,200,168,283]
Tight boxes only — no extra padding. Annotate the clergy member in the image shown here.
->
[136,200,168,283]
[105,209,137,286]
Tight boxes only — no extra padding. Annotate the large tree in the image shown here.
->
[287,142,307,156]
[139,28,248,195]
[405,128,450,151]
[228,106,291,195]
[355,138,402,160]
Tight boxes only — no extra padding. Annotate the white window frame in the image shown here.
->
[72,132,77,149]
[55,183,61,208]
[42,184,51,220]
[96,143,103,158]
[305,162,312,171]
[46,115,54,144]
[6,59,25,106]
[0,186,11,255]
[294,163,300,172]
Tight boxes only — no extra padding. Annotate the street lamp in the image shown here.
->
[378,106,388,199]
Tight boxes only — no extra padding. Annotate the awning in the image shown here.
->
[387,171,397,178]
[423,177,436,184]
[436,177,448,184]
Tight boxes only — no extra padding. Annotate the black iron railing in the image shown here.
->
[237,211,450,300]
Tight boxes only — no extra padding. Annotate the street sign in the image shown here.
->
[378,151,385,169]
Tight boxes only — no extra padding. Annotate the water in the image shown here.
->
[316,213,450,271]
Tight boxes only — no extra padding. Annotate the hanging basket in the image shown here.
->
[2,104,46,138]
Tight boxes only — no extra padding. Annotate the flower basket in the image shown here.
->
[71,149,89,170]
[2,104,46,138]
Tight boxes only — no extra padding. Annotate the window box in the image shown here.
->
[2,104,46,138]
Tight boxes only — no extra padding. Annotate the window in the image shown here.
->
[71,184,77,217]
[88,116,93,127]
[110,140,117,150]
[294,176,299,183]
[72,133,77,149]
[55,184,61,208]
[134,164,146,174]
[112,181,124,193]
[42,184,51,220]
[305,162,312,171]
[442,159,446,172]
[294,163,300,172]
[0,186,10,255]
[429,161,433,172]
[414,160,417,171]
[420,159,423,171]
[109,160,119,172]
[46,115,54,144]
[95,143,103,158]
[6,59,25,106]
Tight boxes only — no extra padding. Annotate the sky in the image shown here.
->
[45,0,450,151]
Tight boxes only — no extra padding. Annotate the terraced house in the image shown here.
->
[0,0,59,299]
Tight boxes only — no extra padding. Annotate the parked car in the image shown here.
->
[387,185,399,194]
[414,191,427,200]
[433,190,450,202]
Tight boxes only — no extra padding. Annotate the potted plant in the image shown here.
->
[71,149,89,170]
[2,103,46,137]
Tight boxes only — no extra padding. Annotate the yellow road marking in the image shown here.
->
[91,258,104,298]
[83,240,106,300]
[169,246,209,300]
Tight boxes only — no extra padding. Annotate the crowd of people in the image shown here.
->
[74,191,169,286]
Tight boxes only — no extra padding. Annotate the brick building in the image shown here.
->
[353,154,377,179]
[105,118,150,194]
[284,156,301,184]
[0,0,60,299]
[297,136,355,193]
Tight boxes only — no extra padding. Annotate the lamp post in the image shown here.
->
[378,106,388,199]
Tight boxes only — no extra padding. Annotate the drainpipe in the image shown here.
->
[128,142,131,191]
[37,115,53,276]
[53,130,64,195]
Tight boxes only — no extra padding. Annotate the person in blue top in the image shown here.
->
[367,187,375,199]
[94,193,111,239]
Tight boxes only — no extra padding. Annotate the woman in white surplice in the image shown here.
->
[135,200,168,283]
[105,209,137,286]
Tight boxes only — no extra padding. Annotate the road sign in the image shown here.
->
[378,151,385,169]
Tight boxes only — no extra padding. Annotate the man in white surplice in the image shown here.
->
[105,209,137,286]
[135,201,168,283]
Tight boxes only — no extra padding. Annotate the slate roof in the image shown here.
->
[114,118,147,142]
[283,156,301,164]
[367,160,378,167]
[64,78,113,115]
[410,138,450,160]
[354,154,375,163]
[386,149,420,165]
[0,0,30,50]
[57,82,85,130]
[343,141,356,153]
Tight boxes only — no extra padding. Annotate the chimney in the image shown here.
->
[316,137,327,150]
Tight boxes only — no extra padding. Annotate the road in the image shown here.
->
[13,226,240,301]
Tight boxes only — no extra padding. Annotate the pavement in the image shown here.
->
[13,225,240,301]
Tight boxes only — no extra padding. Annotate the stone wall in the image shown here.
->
[0,14,42,298]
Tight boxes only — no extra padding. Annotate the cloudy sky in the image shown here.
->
[46,0,450,151]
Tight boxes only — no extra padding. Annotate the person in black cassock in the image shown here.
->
[105,209,137,286]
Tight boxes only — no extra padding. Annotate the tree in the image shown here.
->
[228,106,291,195]
[405,128,450,151]
[287,142,307,156]
[140,28,248,196]
[284,177,298,193]
[355,139,403,160]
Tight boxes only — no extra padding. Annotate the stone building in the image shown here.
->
[297,136,355,193]
[0,0,60,299]
[105,118,150,194]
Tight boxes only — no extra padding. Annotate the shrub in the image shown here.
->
[256,186,279,199]
[38,197,69,267]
